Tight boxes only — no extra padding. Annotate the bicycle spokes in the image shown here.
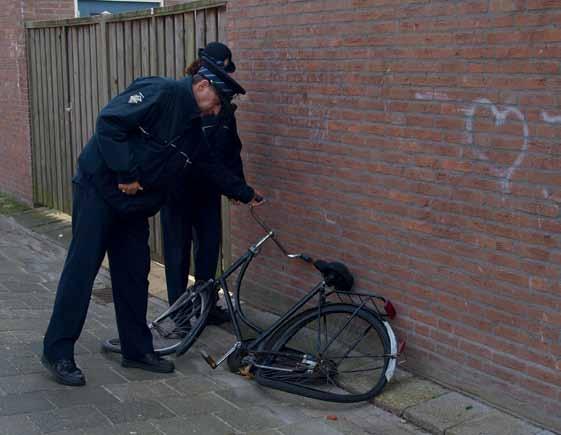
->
[256,306,391,401]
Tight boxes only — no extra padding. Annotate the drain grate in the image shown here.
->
[92,287,114,305]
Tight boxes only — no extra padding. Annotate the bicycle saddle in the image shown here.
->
[313,260,354,292]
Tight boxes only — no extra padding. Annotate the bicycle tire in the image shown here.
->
[101,281,213,356]
[254,303,391,403]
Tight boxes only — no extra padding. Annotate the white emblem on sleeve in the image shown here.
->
[128,92,144,104]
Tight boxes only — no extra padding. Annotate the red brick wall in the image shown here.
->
[227,0,561,431]
[0,0,73,203]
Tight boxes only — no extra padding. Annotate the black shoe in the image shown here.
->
[121,352,175,373]
[41,355,86,386]
[207,305,231,326]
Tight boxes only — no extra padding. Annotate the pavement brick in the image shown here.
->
[44,385,120,408]
[163,374,228,396]
[276,419,345,435]
[259,403,309,426]
[446,412,548,435]
[214,405,285,432]
[245,430,284,435]
[375,378,448,416]
[404,392,492,434]
[324,416,372,435]
[82,421,164,435]
[0,392,54,416]
[162,391,238,417]
[71,366,128,387]
[103,380,182,401]
[0,318,48,332]
[351,412,430,435]
[110,364,180,383]
[0,414,42,435]
[214,384,271,409]
[0,373,66,395]
[96,399,175,424]
[153,415,236,435]
[0,359,19,377]
[29,405,111,433]
[7,355,43,375]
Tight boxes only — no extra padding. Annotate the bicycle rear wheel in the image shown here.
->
[255,303,391,402]
[101,281,213,356]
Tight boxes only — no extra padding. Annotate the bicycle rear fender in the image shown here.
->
[355,304,397,382]
[382,320,397,382]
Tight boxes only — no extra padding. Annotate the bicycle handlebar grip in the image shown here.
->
[253,193,264,203]
[300,254,313,263]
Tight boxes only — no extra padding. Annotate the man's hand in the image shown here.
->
[249,190,265,207]
[118,181,143,195]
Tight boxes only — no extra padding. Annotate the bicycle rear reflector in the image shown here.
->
[384,300,396,319]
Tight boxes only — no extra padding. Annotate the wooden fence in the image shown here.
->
[25,0,229,262]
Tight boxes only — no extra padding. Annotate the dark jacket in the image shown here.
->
[77,76,253,216]
[186,108,247,199]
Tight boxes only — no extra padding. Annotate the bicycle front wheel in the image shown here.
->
[255,303,391,403]
[101,281,213,356]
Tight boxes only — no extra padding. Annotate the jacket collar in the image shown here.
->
[178,76,201,121]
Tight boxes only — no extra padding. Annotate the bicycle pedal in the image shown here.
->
[239,365,254,379]
[200,350,217,369]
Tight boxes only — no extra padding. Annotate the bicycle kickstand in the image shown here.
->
[200,341,242,370]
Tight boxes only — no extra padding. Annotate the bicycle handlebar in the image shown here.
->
[249,204,313,264]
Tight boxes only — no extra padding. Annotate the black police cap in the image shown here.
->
[198,42,236,73]
[198,54,245,100]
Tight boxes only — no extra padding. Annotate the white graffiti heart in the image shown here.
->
[463,98,528,193]
[542,111,561,124]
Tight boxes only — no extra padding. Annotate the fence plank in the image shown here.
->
[90,25,100,132]
[60,27,73,212]
[70,27,82,174]
[132,20,142,79]
[184,12,196,70]
[52,28,66,210]
[52,27,64,211]
[150,17,157,76]
[154,212,162,262]
[40,29,51,206]
[174,14,184,78]
[29,30,42,204]
[156,16,165,76]
[35,29,44,205]
[217,6,225,42]
[165,15,175,78]
[46,28,58,208]
[77,27,88,151]
[98,20,109,108]
[141,19,150,76]
[221,197,231,268]
[205,7,217,43]
[108,23,118,98]
[116,22,125,93]
[124,20,133,87]
[195,9,205,51]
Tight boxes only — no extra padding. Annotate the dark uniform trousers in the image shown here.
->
[43,175,153,361]
[160,189,221,306]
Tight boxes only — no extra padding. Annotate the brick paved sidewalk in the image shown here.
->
[1,197,556,435]
[0,213,431,435]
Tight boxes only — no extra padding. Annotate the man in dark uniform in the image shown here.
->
[161,46,254,327]
[41,59,259,386]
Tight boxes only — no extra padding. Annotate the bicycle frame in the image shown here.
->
[209,230,325,354]
[200,206,401,372]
